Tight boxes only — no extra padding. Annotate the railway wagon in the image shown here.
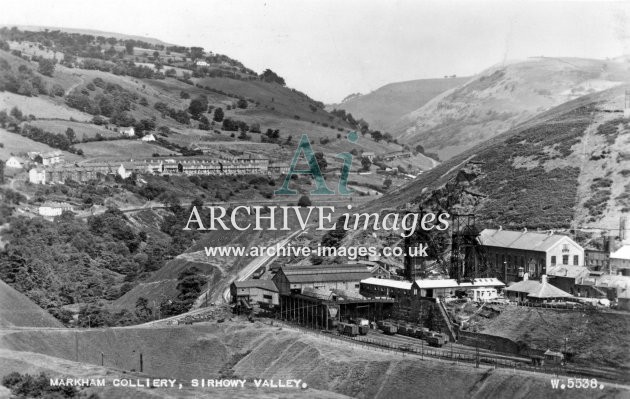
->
[338,322,359,337]
[378,321,398,335]
[414,327,430,340]
[359,325,369,335]
[328,319,339,330]
[426,332,447,347]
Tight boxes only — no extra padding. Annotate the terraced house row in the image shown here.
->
[28,156,290,184]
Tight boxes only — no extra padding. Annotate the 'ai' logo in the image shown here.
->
[274,132,358,195]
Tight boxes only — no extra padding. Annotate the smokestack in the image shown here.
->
[541,275,548,284]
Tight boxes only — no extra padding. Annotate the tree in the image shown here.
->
[260,69,286,85]
[213,107,224,122]
[371,131,383,142]
[124,40,134,55]
[237,99,248,109]
[188,97,208,119]
[65,127,75,143]
[415,144,425,154]
[297,195,311,207]
[314,152,327,171]
[383,178,392,190]
[361,157,372,171]
[176,266,205,306]
[37,58,55,77]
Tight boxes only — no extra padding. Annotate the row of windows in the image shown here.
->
[550,255,579,266]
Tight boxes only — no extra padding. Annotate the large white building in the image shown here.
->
[610,243,630,276]
[5,156,25,169]
[479,228,585,283]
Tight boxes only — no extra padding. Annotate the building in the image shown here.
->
[41,151,63,166]
[610,244,630,276]
[479,228,585,283]
[38,202,74,217]
[195,60,209,67]
[268,162,290,175]
[230,280,279,307]
[362,152,375,161]
[546,265,605,297]
[272,264,374,295]
[585,249,610,272]
[120,127,135,137]
[5,156,25,169]
[360,278,413,298]
[141,134,156,142]
[28,168,46,184]
[504,275,573,303]
[412,278,505,301]
[360,277,505,302]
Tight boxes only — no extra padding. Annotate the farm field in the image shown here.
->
[0,129,81,162]
[74,139,179,159]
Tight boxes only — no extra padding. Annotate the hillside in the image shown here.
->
[394,57,630,160]
[0,26,411,175]
[2,321,628,399]
[0,279,61,328]
[328,77,468,132]
[364,85,630,232]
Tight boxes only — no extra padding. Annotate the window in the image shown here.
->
[562,244,569,252]
[551,256,556,265]
[573,255,579,266]
[263,294,272,300]
[562,255,569,265]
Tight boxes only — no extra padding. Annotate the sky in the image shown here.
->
[1,0,629,103]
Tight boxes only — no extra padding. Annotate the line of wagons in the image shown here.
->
[332,319,448,347]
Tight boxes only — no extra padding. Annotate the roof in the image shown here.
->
[414,278,505,289]
[546,266,590,279]
[232,279,278,292]
[282,264,372,275]
[610,244,630,261]
[480,229,576,253]
[361,278,413,290]
[285,271,372,284]
[505,279,572,298]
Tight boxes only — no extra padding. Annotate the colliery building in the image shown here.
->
[230,280,279,308]
[360,277,505,302]
[479,228,585,283]
[272,264,376,295]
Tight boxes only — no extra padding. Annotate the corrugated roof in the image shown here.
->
[414,278,505,289]
[283,264,372,275]
[361,278,412,290]
[611,244,630,261]
[233,279,278,292]
[480,229,573,252]
[286,272,372,284]
[505,279,572,298]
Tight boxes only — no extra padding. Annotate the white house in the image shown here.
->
[38,202,73,217]
[41,151,63,166]
[29,168,46,184]
[480,228,585,283]
[120,127,135,137]
[195,60,209,67]
[141,133,156,142]
[6,156,24,168]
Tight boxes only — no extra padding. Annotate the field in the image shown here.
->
[0,129,81,162]
[0,92,91,121]
[27,119,118,141]
[74,140,179,159]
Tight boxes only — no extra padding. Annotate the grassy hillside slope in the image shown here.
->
[364,85,630,231]
[329,77,469,132]
[1,322,627,399]
[0,279,61,328]
[394,57,630,160]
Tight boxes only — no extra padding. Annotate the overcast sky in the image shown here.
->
[1,0,629,103]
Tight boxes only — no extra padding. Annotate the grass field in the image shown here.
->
[0,92,91,121]
[28,119,118,141]
[74,140,179,159]
[0,128,82,162]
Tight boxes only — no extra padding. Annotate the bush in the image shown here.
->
[297,195,311,207]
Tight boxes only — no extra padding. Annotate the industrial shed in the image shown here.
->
[272,264,374,295]
[504,275,572,303]
[230,279,279,307]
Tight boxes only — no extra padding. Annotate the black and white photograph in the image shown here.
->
[0,1,629,398]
